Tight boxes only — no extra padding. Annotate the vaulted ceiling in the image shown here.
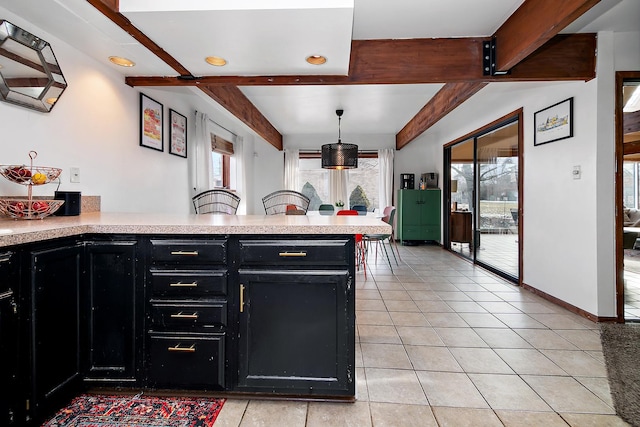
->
[1,0,637,150]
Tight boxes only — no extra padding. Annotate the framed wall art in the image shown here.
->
[169,109,187,158]
[140,93,163,151]
[534,97,573,146]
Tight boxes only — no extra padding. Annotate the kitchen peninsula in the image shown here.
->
[0,213,390,425]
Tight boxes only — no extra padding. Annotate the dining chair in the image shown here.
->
[381,206,402,262]
[352,205,367,215]
[362,207,399,272]
[262,190,310,215]
[318,204,335,215]
[192,189,241,214]
[337,209,366,278]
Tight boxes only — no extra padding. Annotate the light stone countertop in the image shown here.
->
[0,212,392,247]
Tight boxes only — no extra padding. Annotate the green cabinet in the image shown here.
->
[396,189,441,243]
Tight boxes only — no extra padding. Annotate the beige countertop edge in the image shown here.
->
[0,212,392,247]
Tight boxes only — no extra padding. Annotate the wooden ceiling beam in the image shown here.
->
[125,34,596,88]
[86,0,283,150]
[396,82,488,150]
[624,110,640,135]
[493,0,600,72]
[200,85,282,151]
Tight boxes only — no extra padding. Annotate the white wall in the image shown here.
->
[0,6,260,214]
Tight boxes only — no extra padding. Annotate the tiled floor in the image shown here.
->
[214,244,628,427]
[451,233,519,279]
[623,249,640,321]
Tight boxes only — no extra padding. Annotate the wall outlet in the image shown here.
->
[70,167,80,183]
[573,165,581,180]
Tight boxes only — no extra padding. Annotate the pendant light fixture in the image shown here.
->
[322,109,358,169]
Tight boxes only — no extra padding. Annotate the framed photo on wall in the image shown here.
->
[140,93,163,151]
[534,97,573,146]
[169,109,187,158]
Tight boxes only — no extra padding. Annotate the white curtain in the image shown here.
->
[284,148,299,191]
[234,135,247,214]
[191,111,213,197]
[330,169,349,207]
[378,148,394,209]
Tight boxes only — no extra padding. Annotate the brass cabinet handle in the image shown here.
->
[169,282,198,288]
[170,312,199,320]
[240,284,245,313]
[168,343,196,353]
[170,250,199,256]
[279,251,307,257]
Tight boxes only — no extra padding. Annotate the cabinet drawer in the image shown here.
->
[400,227,423,240]
[150,239,227,264]
[149,301,227,329]
[238,239,351,267]
[149,270,227,297]
[147,332,225,389]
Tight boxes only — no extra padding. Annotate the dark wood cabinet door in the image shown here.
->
[236,269,355,397]
[0,250,19,425]
[84,241,139,383]
[29,243,82,422]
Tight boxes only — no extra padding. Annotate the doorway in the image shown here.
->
[444,110,523,283]
[616,72,640,322]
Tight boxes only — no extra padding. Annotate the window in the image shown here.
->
[298,152,379,211]
[623,161,640,209]
[211,134,233,189]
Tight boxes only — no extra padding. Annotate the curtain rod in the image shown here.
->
[195,110,238,138]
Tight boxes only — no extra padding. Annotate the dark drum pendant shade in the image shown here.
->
[322,109,358,169]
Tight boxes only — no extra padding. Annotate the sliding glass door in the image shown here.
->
[445,114,521,282]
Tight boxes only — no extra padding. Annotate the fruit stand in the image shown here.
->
[0,151,64,219]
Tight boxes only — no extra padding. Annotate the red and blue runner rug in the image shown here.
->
[42,393,225,427]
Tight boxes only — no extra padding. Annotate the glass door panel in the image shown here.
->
[475,121,519,279]
[450,138,475,258]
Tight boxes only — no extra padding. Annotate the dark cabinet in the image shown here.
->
[235,237,355,397]
[145,238,228,391]
[0,251,19,425]
[83,240,140,385]
[27,243,82,424]
[396,189,441,243]
[450,211,473,244]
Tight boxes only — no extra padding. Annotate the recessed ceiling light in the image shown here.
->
[109,56,135,67]
[206,56,227,66]
[306,55,327,65]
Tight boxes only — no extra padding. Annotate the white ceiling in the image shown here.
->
[0,0,637,138]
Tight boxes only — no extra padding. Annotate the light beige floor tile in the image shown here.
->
[238,400,307,427]
[445,301,488,313]
[450,347,514,374]
[435,291,473,301]
[468,373,552,411]
[446,276,478,284]
[540,349,608,377]
[431,407,502,427]
[415,300,455,313]
[507,301,562,314]
[494,313,547,329]
[365,368,428,405]
[477,301,522,314]
[434,327,489,348]
[528,313,590,329]
[356,310,393,325]
[561,413,631,426]
[213,399,249,427]
[401,282,433,291]
[356,299,388,311]
[306,401,371,427]
[555,329,603,351]
[369,402,438,427]
[405,345,462,372]
[522,375,615,414]
[464,291,504,302]
[397,326,445,346]
[356,289,382,300]
[360,343,412,369]
[416,371,488,408]
[389,311,429,326]
[423,312,469,327]
[355,341,364,367]
[380,290,412,300]
[576,376,614,407]
[358,325,402,344]
[514,329,579,350]
[494,348,567,375]
[374,281,406,291]
[451,283,487,292]
[474,328,532,349]
[407,290,441,300]
[355,367,369,401]
[461,313,507,328]
[385,300,421,313]
[495,410,571,427]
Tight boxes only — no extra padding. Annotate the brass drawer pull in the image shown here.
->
[168,343,196,353]
[169,282,198,288]
[170,250,199,256]
[240,284,245,313]
[170,312,199,320]
[279,251,307,257]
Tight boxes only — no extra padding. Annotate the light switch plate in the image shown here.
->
[70,167,80,183]
[573,165,581,180]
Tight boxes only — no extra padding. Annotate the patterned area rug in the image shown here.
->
[42,393,225,427]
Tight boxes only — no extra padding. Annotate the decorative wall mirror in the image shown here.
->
[0,20,67,112]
